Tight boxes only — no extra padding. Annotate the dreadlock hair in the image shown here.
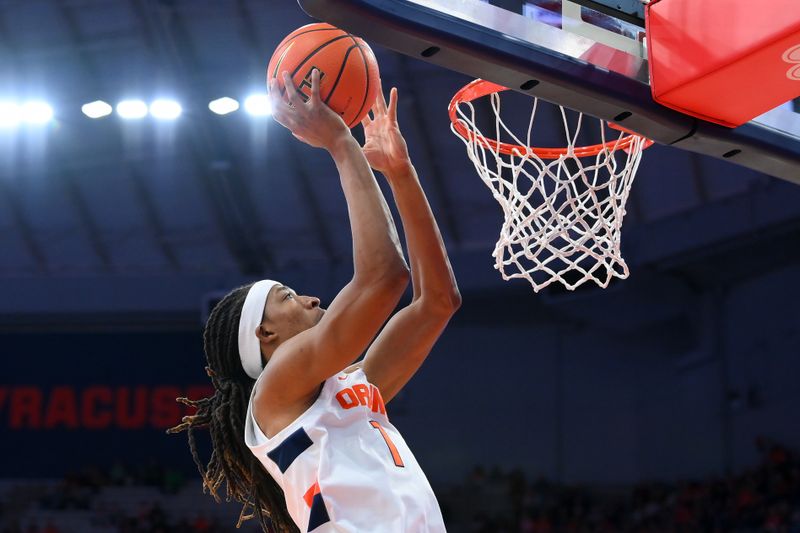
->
[167,283,299,533]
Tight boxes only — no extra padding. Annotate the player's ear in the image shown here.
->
[255,326,277,345]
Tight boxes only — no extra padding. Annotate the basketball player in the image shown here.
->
[170,69,460,532]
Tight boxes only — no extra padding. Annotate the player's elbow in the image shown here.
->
[419,287,462,317]
[449,288,463,311]
[383,265,411,297]
[356,262,410,296]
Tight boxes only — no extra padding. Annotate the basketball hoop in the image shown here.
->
[449,79,654,292]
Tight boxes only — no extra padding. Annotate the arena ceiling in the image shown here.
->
[1,0,800,326]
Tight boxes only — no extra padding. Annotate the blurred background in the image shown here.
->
[1,0,800,531]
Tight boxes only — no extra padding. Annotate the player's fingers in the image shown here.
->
[310,68,321,103]
[360,116,372,131]
[282,71,303,107]
[268,79,288,108]
[268,78,282,102]
[271,105,297,129]
[388,87,399,122]
[269,92,294,117]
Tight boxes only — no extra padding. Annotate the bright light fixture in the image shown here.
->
[116,99,148,119]
[149,99,182,120]
[244,94,271,116]
[82,100,112,119]
[21,101,54,124]
[0,101,21,128]
[209,97,240,115]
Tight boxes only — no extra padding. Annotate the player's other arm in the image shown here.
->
[260,71,409,405]
[359,85,461,402]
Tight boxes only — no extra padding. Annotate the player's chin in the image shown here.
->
[315,308,325,324]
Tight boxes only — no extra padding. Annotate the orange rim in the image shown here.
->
[448,79,654,159]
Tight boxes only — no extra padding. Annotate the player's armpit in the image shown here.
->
[342,361,363,374]
[360,299,456,403]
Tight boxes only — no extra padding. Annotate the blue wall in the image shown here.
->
[0,331,211,477]
[393,267,800,485]
[2,268,799,484]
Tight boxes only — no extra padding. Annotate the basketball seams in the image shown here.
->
[324,45,360,107]
[272,25,338,57]
[270,46,293,80]
[275,35,354,101]
[348,37,373,128]
[270,29,342,86]
[270,26,339,78]
[289,35,353,80]
[268,24,379,128]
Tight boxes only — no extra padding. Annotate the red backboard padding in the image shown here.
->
[646,0,800,128]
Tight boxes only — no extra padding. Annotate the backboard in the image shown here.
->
[298,0,800,183]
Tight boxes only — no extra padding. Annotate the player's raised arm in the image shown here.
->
[358,83,461,402]
[258,70,409,406]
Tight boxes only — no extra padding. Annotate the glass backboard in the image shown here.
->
[297,0,800,182]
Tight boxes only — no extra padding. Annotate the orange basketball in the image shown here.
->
[267,23,380,128]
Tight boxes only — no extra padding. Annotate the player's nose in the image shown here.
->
[304,296,321,309]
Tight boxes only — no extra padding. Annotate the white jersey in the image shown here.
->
[244,366,447,532]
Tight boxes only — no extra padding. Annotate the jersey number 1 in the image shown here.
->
[369,420,404,467]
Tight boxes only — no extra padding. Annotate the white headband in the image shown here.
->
[237,280,280,380]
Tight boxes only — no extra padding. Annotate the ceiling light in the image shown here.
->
[209,97,239,115]
[244,94,271,116]
[116,99,148,119]
[82,100,112,119]
[150,99,182,120]
[0,101,21,128]
[21,101,54,124]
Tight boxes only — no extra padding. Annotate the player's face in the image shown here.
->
[262,284,325,341]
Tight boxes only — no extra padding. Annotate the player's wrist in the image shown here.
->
[325,130,357,157]
[384,160,416,181]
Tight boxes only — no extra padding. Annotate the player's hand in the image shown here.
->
[269,69,351,151]
[361,81,411,176]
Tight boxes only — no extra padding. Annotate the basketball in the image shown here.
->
[267,23,380,128]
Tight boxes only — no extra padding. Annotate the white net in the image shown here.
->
[450,87,649,292]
